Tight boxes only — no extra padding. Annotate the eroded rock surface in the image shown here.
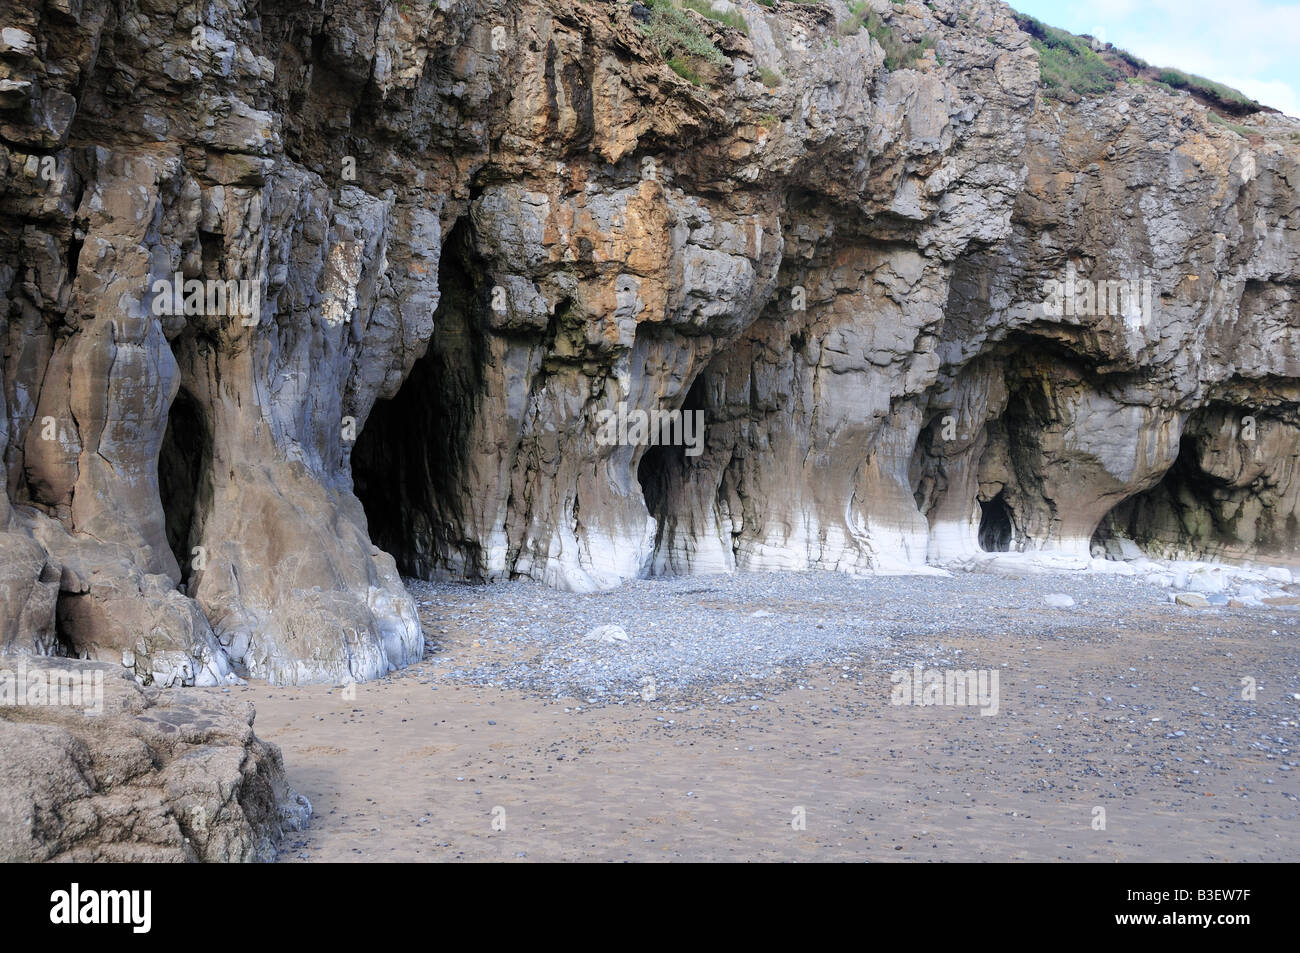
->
[1,0,1297,683]
[0,658,309,861]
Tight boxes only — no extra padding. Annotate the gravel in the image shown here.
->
[404,568,1299,702]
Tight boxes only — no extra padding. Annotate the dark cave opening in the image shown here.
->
[978,492,1014,552]
[351,345,443,578]
[1095,417,1232,557]
[636,371,709,558]
[637,443,676,527]
[968,356,1067,554]
[351,219,482,578]
[1093,404,1300,562]
[157,387,209,587]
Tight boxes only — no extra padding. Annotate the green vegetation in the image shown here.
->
[839,0,870,34]
[1013,13,1121,98]
[681,0,748,35]
[668,55,704,85]
[1207,110,1255,138]
[1113,48,1148,72]
[1013,10,1259,112]
[841,3,936,71]
[1153,68,1257,111]
[758,65,782,88]
[638,0,727,83]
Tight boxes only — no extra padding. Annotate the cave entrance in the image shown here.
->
[637,443,676,530]
[157,387,209,587]
[1095,410,1233,559]
[635,371,708,559]
[969,353,1062,555]
[351,219,481,579]
[978,492,1013,552]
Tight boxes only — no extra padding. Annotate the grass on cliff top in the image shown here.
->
[1152,68,1257,112]
[1013,10,1260,113]
[1013,13,1121,98]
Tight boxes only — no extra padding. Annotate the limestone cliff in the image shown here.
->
[1,0,1297,684]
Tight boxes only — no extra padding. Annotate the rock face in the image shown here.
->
[1,0,1297,683]
[0,658,309,861]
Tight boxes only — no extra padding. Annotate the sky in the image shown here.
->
[1010,0,1300,117]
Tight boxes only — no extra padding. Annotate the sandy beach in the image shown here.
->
[237,571,1300,862]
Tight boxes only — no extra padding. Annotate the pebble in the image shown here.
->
[410,569,1297,703]
[583,624,630,644]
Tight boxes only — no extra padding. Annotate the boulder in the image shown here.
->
[0,658,309,862]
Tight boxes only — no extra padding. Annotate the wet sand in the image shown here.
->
[237,584,1300,862]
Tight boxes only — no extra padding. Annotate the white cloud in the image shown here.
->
[1222,78,1300,118]
[1023,0,1300,116]
[1140,0,1300,73]
[1089,0,1142,18]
